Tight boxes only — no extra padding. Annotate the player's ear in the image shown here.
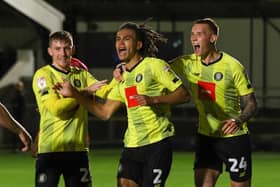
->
[210,34,218,44]
[47,47,53,56]
[71,45,76,55]
[136,41,143,51]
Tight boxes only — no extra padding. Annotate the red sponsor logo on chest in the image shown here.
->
[198,80,216,101]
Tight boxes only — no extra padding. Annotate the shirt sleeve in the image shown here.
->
[169,56,186,78]
[153,59,183,92]
[95,78,118,99]
[232,63,254,96]
[107,84,124,103]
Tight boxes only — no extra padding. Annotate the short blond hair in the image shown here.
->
[49,30,73,47]
[193,18,219,36]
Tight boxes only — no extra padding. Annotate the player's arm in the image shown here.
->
[136,85,191,106]
[82,97,121,121]
[222,93,258,135]
[236,92,258,124]
[111,65,191,106]
[89,78,118,99]
[55,80,122,121]
[168,56,185,78]
[33,72,80,118]
[0,102,32,152]
[143,60,191,106]
[223,63,258,134]
[44,96,79,117]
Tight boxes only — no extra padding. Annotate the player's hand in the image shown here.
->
[18,130,32,152]
[30,135,38,158]
[30,142,38,158]
[84,80,108,93]
[113,63,125,82]
[135,95,153,106]
[221,119,241,135]
[54,80,75,97]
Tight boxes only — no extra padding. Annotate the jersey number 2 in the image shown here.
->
[153,169,162,184]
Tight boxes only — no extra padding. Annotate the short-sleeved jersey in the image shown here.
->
[108,57,183,148]
[170,52,254,138]
[32,65,112,153]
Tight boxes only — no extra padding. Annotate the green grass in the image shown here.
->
[0,149,279,187]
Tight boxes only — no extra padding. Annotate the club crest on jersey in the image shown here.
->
[135,74,143,83]
[73,79,81,87]
[214,72,223,81]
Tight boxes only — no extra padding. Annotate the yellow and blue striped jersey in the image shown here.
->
[108,57,183,147]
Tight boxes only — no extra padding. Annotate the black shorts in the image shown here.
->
[35,151,92,187]
[194,133,252,182]
[117,137,173,187]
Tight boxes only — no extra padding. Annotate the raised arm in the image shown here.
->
[0,102,32,152]
[55,80,122,121]
[135,85,191,106]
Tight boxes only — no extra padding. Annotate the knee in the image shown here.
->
[195,168,220,187]
[118,178,138,187]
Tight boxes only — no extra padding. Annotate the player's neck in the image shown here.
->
[201,50,221,65]
[52,63,70,73]
[126,55,143,70]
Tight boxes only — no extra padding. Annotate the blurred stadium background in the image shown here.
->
[0,0,279,186]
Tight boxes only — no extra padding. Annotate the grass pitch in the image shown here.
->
[0,149,279,187]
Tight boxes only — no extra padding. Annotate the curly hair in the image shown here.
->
[118,20,167,57]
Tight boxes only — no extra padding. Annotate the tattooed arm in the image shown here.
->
[236,93,258,124]
[222,93,258,135]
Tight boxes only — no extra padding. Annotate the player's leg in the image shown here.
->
[217,134,252,187]
[118,178,139,187]
[230,180,251,187]
[35,153,61,187]
[62,152,92,187]
[194,134,223,187]
[117,148,142,187]
[194,168,220,187]
[142,138,173,187]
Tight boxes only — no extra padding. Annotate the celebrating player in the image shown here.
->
[32,30,114,187]
[169,18,258,187]
[55,22,191,187]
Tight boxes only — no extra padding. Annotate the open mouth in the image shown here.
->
[118,48,126,55]
[193,44,200,53]
[119,47,126,52]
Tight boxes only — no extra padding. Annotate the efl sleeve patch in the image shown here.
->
[37,76,47,89]
[37,76,49,96]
